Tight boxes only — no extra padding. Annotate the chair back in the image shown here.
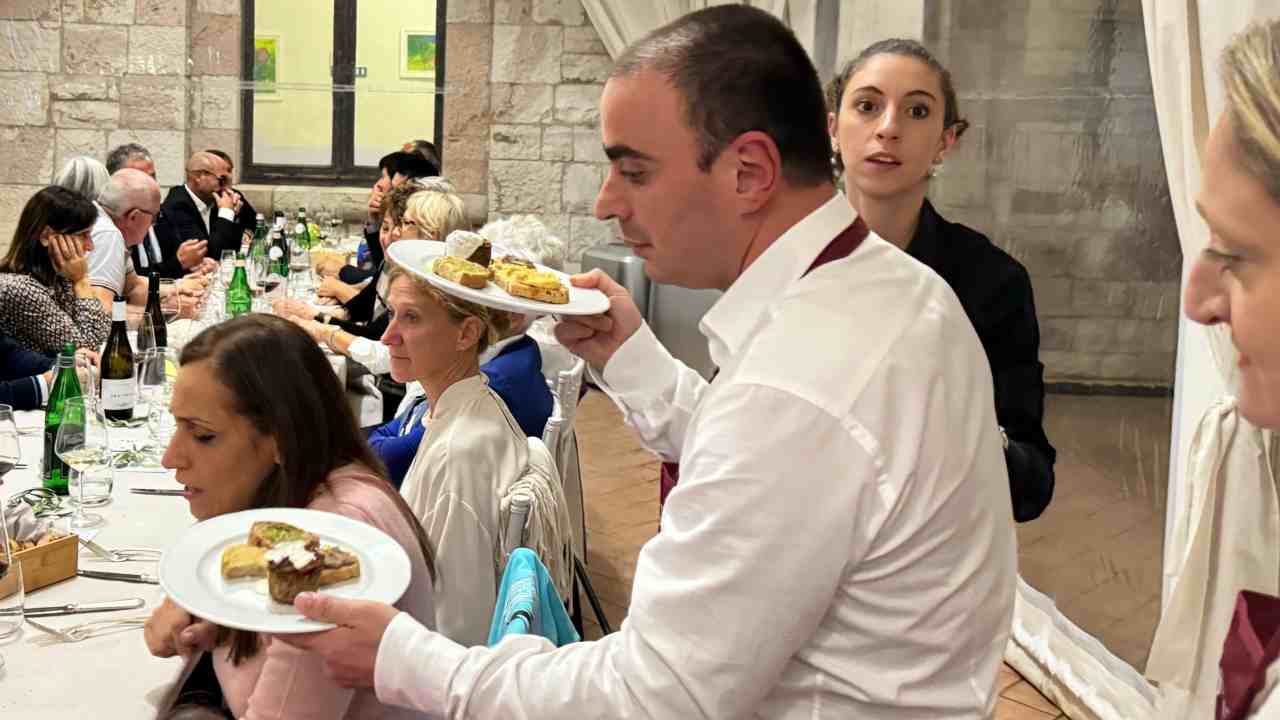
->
[542,357,587,558]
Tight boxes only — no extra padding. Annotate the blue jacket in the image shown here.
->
[370,336,554,488]
[0,333,53,411]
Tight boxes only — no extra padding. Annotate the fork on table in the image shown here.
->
[26,615,149,643]
[79,536,162,563]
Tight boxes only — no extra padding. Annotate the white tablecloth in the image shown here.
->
[0,411,189,718]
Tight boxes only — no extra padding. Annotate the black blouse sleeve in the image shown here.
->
[979,263,1057,522]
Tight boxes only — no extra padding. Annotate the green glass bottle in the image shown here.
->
[225,253,253,317]
[250,213,268,259]
[43,344,81,495]
[269,227,290,279]
[295,208,312,250]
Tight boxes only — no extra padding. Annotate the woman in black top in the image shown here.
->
[827,39,1055,522]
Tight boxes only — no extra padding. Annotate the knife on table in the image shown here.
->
[77,569,159,584]
[4,598,146,617]
[129,488,185,496]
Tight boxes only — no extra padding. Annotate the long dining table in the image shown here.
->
[0,248,371,716]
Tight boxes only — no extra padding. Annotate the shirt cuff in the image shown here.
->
[599,323,679,407]
[217,207,235,222]
[347,337,391,375]
[35,374,49,407]
[375,611,467,714]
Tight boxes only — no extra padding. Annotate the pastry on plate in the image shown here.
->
[504,268,569,304]
[265,540,322,604]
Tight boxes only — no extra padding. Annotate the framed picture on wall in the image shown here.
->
[400,30,437,79]
[254,34,281,101]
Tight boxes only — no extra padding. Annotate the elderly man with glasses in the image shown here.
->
[85,169,164,311]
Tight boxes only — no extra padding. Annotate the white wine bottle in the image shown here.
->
[100,295,137,422]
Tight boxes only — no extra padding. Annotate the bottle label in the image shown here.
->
[100,377,137,411]
[112,301,127,322]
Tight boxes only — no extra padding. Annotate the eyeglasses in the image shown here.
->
[129,207,157,218]
[194,169,231,185]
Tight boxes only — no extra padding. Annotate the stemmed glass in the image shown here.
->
[219,250,236,288]
[54,396,107,529]
[0,405,25,653]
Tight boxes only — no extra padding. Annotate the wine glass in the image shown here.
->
[0,405,19,480]
[55,396,107,529]
[144,348,179,447]
[219,250,236,287]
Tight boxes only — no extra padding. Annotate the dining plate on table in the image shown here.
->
[387,240,611,316]
[159,507,412,634]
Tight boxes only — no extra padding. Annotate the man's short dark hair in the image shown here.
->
[612,5,832,187]
[391,151,440,181]
[379,152,399,176]
[105,143,152,174]
[205,148,234,170]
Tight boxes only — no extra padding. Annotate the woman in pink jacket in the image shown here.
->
[144,314,436,720]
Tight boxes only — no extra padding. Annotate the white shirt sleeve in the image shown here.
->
[374,383,881,718]
[345,337,391,375]
[217,207,235,222]
[593,323,711,462]
[86,227,126,296]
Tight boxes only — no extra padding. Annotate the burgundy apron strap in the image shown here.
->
[657,216,869,516]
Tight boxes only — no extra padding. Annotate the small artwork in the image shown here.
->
[254,35,280,99]
[400,30,437,79]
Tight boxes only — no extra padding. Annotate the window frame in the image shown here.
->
[239,0,447,186]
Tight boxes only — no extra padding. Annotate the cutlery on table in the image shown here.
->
[129,488,185,496]
[78,536,162,562]
[4,598,145,617]
[26,616,148,643]
[76,569,159,584]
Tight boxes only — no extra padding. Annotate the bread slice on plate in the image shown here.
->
[318,546,361,586]
[221,543,268,579]
[505,269,569,304]
[432,256,490,289]
[248,521,318,549]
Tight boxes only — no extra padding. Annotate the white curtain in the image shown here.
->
[1139,2,1280,718]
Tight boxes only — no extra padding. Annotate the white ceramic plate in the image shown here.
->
[159,508,412,634]
[387,240,610,316]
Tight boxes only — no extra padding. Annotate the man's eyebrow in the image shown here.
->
[604,144,656,162]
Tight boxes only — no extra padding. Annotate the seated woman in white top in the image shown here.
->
[382,263,529,646]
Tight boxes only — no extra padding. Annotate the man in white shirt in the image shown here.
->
[278,7,1016,718]
[85,169,161,310]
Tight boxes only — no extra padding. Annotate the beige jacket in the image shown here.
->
[400,373,528,647]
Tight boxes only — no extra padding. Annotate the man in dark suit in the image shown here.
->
[161,151,242,262]
[106,143,209,278]
[206,148,258,243]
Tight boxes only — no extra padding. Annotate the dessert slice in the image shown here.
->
[264,540,322,604]
[490,255,536,291]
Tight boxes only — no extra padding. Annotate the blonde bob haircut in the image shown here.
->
[1223,19,1280,202]
[403,189,469,242]
[384,262,502,354]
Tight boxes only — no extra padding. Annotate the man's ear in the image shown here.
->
[726,130,782,215]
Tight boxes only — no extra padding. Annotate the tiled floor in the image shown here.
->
[573,391,1068,718]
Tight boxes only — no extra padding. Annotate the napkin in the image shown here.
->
[5,502,56,545]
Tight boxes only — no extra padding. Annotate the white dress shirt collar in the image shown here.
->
[184,183,211,233]
[699,192,854,367]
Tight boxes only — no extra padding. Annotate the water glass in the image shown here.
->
[141,348,179,446]
[219,250,236,287]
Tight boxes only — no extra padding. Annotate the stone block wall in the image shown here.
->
[447,0,621,264]
[0,0,240,250]
[925,0,1180,386]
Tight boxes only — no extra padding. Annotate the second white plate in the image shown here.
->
[387,240,610,316]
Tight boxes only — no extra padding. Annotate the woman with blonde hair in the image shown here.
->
[1167,18,1280,719]
[378,263,530,645]
[276,180,469,375]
